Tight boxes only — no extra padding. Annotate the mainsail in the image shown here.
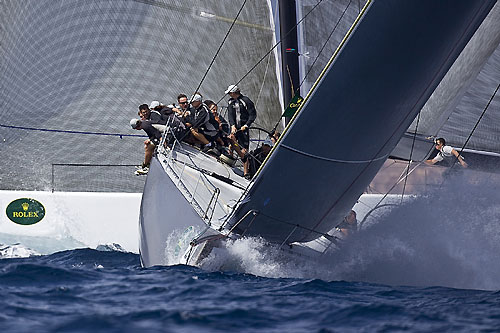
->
[0,0,281,192]
[227,0,496,243]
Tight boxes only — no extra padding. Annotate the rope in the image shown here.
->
[0,123,145,138]
[52,163,138,167]
[358,203,398,230]
[254,38,274,112]
[281,144,389,164]
[247,210,338,241]
[359,160,424,223]
[254,4,280,111]
[362,79,498,220]
[222,0,371,234]
[309,0,475,233]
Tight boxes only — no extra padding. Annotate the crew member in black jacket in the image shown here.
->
[225,84,256,149]
[130,118,162,175]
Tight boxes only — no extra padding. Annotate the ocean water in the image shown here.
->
[2,248,500,333]
[2,172,500,332]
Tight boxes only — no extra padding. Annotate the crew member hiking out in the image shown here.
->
[226,84,256,150]
[139,102,169,132]
[130,118,162,175]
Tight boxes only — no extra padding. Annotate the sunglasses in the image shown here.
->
[179,101,189,105]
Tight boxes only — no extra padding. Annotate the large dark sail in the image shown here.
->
[228,0,496,243]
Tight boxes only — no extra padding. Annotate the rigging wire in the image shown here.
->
[357,159,424,228]
[1,0,329,139]
[214,0,327,107]
[1,1,250,139]
[455,82,499,159]
[253,3,281,114]
[309,0,476,233]
[297,0,353,93]
[191,0,248,100]
[5,0,293,140]
[440,82,500,185]
[269,0,354,136]
[253,42,274,115]
[221,0,369,233]
[401,110,421,203]
[363,82,499,223]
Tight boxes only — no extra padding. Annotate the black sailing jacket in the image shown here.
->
[227,94,256,128]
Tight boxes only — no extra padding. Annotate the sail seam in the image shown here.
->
[281,144,388,164]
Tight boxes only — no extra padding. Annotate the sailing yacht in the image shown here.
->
[1,1,497,258]
[139,0,497,267]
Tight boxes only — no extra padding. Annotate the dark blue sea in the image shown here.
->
[2,176,500,332]
[1,248,500,333]
[2,227,500,333]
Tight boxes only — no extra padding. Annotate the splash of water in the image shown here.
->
[0,243,40,258]
[95,243,127,252]
[198,237,287,277]
[165,226,200,265]
[194,170,500,290]
[326,171,500,290]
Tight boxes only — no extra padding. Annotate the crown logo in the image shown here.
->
[22,202,29,211]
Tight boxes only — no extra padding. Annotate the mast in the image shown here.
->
[278,0,300,124]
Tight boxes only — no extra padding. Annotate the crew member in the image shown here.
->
[225,84,256,149]
[130,118,162,175]
[337,210,358,237]
[425,138,467,168]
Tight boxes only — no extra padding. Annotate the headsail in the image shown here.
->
[227,0,496,243]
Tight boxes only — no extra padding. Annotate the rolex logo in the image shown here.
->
[6,198,45,225]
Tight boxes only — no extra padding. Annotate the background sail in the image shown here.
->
[438,37,500,154]
[228,0,496,244]
[392,2,500,161]
[0,0,281,192]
